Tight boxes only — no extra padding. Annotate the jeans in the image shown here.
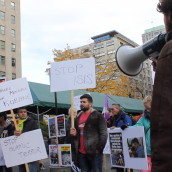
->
[78,152,103,172]
[0,166,12,172]
[19,161,37,172]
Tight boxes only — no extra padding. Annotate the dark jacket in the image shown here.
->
[73,109,107,162]
[151,30,172,172]
[108,111,132,128]
[0,122,15,138]
[22,117,39,133]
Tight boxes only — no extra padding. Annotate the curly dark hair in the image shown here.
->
[157,0,172,15]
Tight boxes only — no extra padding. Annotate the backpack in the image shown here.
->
[121,113,136,126]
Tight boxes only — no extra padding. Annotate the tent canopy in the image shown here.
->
[29,82,144,113]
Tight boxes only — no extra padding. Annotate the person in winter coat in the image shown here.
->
[0,112,15,172]
[121,95,152,172]
[14,107,39,172]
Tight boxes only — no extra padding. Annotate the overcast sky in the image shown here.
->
[21,0,163,85]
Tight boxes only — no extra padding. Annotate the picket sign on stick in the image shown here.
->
[103,154,106,172]
[54,116,61,166]
[71,90,74,128]
[10,109,30,172]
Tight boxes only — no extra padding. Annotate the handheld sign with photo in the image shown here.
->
[74,93,90,110]
[50,57,96,92]
[49,145,59,166]
[0,77,33,112]
[108,127,148,170]
[0,129,48,168]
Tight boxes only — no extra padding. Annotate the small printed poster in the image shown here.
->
[49,145,59,166]
[48,117,56,138]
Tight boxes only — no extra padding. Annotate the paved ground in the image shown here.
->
[12,155,140,172]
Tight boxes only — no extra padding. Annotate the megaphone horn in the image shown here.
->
[116,33,166,76]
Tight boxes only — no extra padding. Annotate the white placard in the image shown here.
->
[108,127,148,170]
[0,129,47,167]
[50,58,96,92]
[74,93,90,110]
[0,77,33,112]
[103,128,110,154]
[59,144,72,166]
[0,143,5,166]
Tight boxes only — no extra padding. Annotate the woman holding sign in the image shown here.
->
[121,95,152,172]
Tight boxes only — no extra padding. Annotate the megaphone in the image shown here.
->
[116,33,166,76]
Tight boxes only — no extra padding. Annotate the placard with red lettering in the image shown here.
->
[49,145,59,166]
[57,114,66,137]
[48,117,56,138]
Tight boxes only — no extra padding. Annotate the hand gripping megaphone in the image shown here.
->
[115,33,166,76]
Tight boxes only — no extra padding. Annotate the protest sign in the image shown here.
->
[0,129,47,167]
[49,145,59,166]
[0,77,33,112]
[0,77,6,83]
[50,58,96,92]
[103,128,110,154]
[57,115,66,137]
[59,144,72,166]
[0,142,5,166]
[108,127,148,170]
[74,93,90,110]
[48,115,66,138]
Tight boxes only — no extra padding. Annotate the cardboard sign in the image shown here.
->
[49,144,72,167]
[0,129,47,167]
[74,93,90,110]
[0,143,5,166]
[49,145,59,166]
[48,115,66,138]
[108,127,148,170]
[0,77,33,113]
[50,58,96,92]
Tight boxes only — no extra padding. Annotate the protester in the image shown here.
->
[70,94,107,172]
[121,95,152,172]
[149,1,172,171]
[110,103,132,129]
[0,112,15,172]
[14,107,39,172]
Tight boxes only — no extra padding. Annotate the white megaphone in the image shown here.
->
[116,33,166,76]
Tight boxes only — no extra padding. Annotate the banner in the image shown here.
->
[0,77,33,112]
[108,127,148,170]
[0,129,47,167]
[50,58,96,92]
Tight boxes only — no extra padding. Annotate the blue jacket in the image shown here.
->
[112,111,132,127]
[130,113,150,156]
[136,145,145,158]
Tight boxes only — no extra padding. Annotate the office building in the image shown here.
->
[0,0,21,81]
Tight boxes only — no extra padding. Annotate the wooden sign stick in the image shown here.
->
[71,90,74,128]
[10,109,30,172]
[103,154,106,172]
[127,168,131,172]
[54,116,61,167]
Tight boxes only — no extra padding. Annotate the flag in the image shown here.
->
[102,94,109,114]
[71,162,81,172]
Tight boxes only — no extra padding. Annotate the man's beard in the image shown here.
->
[80,105,89,112]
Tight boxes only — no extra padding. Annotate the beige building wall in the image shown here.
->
[75,30,153,98]
[0,0,21,81]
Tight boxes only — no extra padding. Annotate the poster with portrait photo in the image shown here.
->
[109,132,125,168]
[127,137,145,158]
[108,127,148,170]
[59,144,72,166]
[49,145,59,166]
[57,114,66,137]
[48,117,56,138]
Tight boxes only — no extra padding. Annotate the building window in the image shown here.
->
[0,56,5,65]
[95,51,105,57]
[82,47,90,53]
[120,42,123,46]
[107,49,115,54]
[0,11,5,20]
[12,58,16,67]
[106,40,114,46]
[94,43,104,50]
[147,70,149,74]
[12,73,16,80]
[11,43,15,52]
[148,77,150,82]
[11,2,15,10]
[148,84,151,89]
[11,29,15,37]
[0,26,5,35]
[1,0,5,6]
[1,41,5,49]
[0,71,5,77]
[139,74,143,79]
[11,15,15,24]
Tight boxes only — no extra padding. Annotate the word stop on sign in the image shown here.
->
[50,57,96,92]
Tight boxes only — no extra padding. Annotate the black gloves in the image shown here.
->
[121,124,128,130]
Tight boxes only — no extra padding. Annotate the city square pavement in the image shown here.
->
[12,155,140,172]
